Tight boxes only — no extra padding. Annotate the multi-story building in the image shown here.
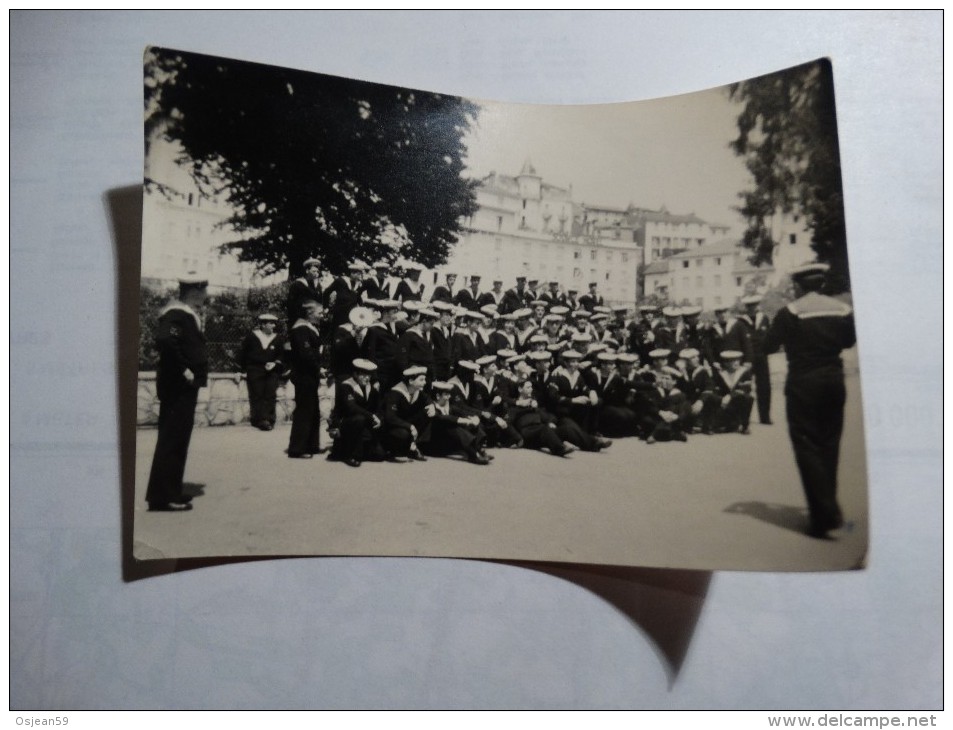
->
[141,138,282,292]
[432,161,641,306]
[642,238,774,311]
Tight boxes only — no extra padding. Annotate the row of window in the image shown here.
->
[681,256,724,268]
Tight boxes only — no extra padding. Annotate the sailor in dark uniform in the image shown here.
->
[564,288,580,312]
[361,300,403,390]
[591,352,639,438]
[763,262,856,538]
[429,301,456,381]
[328,358,384,467]
[737,293,774,424]
[145,273,209,511]
[450,311,486,363]
[362,260,393,301]
[237,313,284,431]
[711,350,755,435]
[549,349,611,450]
[381,366,433,461]
[501,276,529,314]
[329,305,374,382]
[424,381,490,465]
[286,257,323,328]
[394,263,425,302]
[578,282,604,312]
[287,300,326,458]
[540,281,565,308]
[397,306,438,377]
[507,378,575,457]
[479,278,506,309]
[454,274,485,311]
[429,272,459,304]
[324,261,367,330]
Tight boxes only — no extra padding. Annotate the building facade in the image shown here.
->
[141,138,282,292]
[431,161,641,306]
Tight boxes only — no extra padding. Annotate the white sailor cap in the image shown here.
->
[480,304,499,317]
[178,271,208,287]
[513,307,533,319]
[348,306,376,327]
[789,262,830,282]
[401,300,423,312]
[681,306,702,317]
[649,348,671,359]
[596,352,617,363]
[561,349,584,360]
[257,313,279,322]
[662,306,681,317]
[431,381,454,393]
[593,305,611,315]
[496,349,518,359]
[572,310,592,319]
[347,261,368,271]
[616,353,638,364]
[590,313,609,323]
[570,332,592,343]
[402,365,428,378]
[530,299,548,308]
[529,334,548,344]
[302,257,321,268]
[679,348,700,360]
[457,360,480,372]
[431,300,455,313]
[463,310,485,321]
[373,259,390,269]
[418,308,440,320]
[741,294,763,305]
[352,358,378,372]
[720,350,744,360]
[374,299,400,311]
[550,306,570,317]
[528,351,552,361]
[476,355,497,367]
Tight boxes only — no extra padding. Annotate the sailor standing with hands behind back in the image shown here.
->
[764,262,857,539]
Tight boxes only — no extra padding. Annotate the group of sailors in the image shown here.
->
[249,259,774,466]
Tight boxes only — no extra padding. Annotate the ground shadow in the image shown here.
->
[107,184,711,683]
[723,500,810,534]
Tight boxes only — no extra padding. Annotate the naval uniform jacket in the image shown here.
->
[286,276,323,325]
[155,302,209,401]
[362,322,402,386]
[398,325,435,374]
[238,329,284,374]
[500,287,528,314]
[453,288,484,311]
[323,276,364,329]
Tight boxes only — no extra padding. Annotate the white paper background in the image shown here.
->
[9,11,941,709]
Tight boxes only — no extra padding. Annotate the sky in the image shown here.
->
[460,83,752,234]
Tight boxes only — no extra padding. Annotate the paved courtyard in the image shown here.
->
[133,355,868,572]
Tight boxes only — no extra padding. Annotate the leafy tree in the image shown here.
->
[729,59,849,290]
[144,46,479,278]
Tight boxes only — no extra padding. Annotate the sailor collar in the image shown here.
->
[292,319,321,336]
[252,329,278,349]
[160,301,202,329]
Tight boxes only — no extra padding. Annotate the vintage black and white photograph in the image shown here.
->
[133,46,867,571]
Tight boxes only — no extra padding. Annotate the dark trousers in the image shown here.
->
[519,423,568,455]
[288,375,321,455]
[247,368,279,426]
[785,373,846,531]
[751,355,772,423]
[146,388,198,506]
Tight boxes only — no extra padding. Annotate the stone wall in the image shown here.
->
[137,372,334,428]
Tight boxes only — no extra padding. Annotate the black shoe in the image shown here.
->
[740,426,751,435]
[148,501,193,512]
[288,452,313,459]
[344,457,362,468]
[761,419,773,425]
[469,454,490,465]
[409,452,427,462]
